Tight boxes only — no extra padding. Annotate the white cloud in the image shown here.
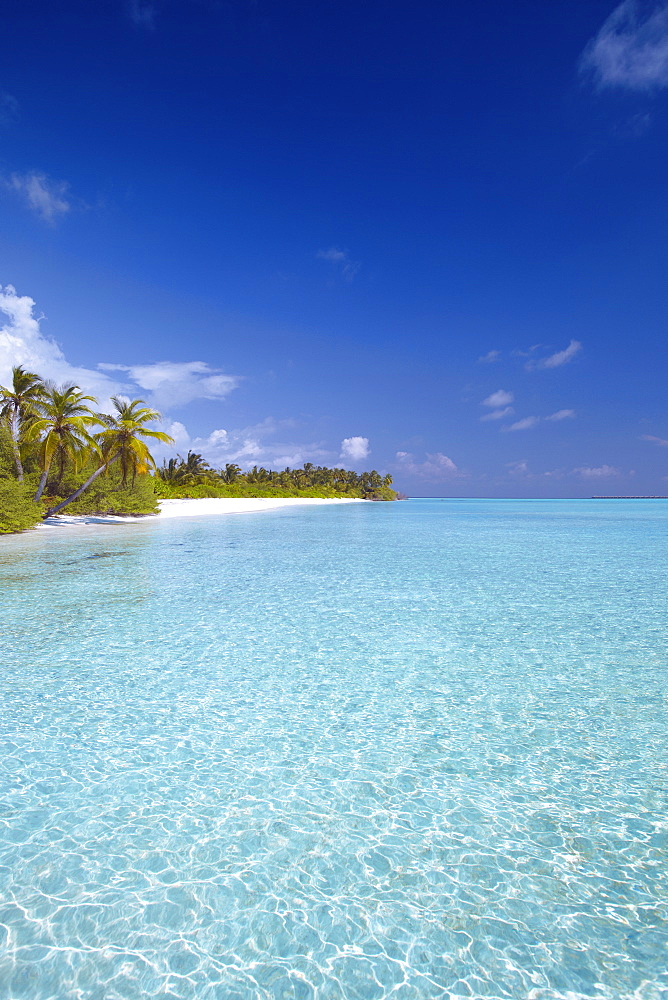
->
[506,459,530,476]
[546,409,576,421]
[0,91,19,125]
[98,361,240,409]
[395,450,464,480]
[641,433,668,446]
[0,284,240,415]
[156,420,191,459]
[316,246,361,281]
[6,172,71,223]
[317,248,347,263]
[501,408,576,431]
[198,419,306,468]
[506,416,540,431]
[1,284,365,475]
[572,464,621,478]
[581,1,668,91]
[478,349,501,363]
[208,428,229,447]
[481,405,514,421]
[340,436,370,462]
[482,389,514,408]
[0,284,121,406]
[157,416,332,471]
[527,340,582,371]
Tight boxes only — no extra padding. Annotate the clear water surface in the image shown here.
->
[1,499,667,1000]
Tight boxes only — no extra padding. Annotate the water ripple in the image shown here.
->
[1,500,667,999]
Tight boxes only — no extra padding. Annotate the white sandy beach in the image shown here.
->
[157,497,366,517]
[41,497,367,526]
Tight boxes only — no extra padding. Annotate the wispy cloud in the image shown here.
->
[506,416,540,432]
[512,344,544,359]
[546,408,576,421]
[482,389,514,408]
[316,246,361,281]
[527,339,582,371]
[340,436,370,462]
[6,172,71,223]
[0,91,19,125]
[395,450,465,480]
[505,409,575,431]
[98,361,240,410]
[0,284,240,414]
[478,349,501,363]
[572,464,621,478]
[506,459,530,476]
[581,1,668,91]
[641,433,668,446]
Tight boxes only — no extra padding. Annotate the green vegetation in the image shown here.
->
[0,367,171,532]
[0,477,42,535]
[0,365,396,534]
[0,365,46,482]
[43,396,172,517]
[156,454,397,501]
[44,465,160,517]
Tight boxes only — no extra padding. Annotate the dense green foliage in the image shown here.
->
[0,425,41,532]
[156,455,397,501]
[0,369,167,527]
[43,464,159,516]
[0,477,42,534]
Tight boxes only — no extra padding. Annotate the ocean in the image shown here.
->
[1,499,667,999]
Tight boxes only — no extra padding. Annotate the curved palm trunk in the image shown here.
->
[42,454,118,519]
[34,465,51,502]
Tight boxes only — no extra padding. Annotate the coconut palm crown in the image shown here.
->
[0,365,46,481]
[42,396,173,518]
[28,384,100,501]
[158,450,212,485]
[97,397,174,485]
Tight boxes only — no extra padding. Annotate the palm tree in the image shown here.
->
[43,396,173,518]
[157,456,183,484]
[220,463,241,484]
[0,366,46,481]
[157,451,212,485]
[179,450,213,482]
[27,384,100,501]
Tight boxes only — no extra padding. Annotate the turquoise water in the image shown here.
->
[1,499,667,1000]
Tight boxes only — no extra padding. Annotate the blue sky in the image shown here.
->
[1,0,668,497]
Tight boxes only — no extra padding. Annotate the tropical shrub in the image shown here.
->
[0,479,41,534]
[46,466,159,516]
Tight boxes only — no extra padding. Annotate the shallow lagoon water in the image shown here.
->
[1,499,667,1000]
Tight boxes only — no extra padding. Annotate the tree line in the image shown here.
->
[157,452,395,498]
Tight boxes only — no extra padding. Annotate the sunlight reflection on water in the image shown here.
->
[1,500,667,999]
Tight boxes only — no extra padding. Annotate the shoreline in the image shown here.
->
[40,496,367,527]
[157,497,367,518]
